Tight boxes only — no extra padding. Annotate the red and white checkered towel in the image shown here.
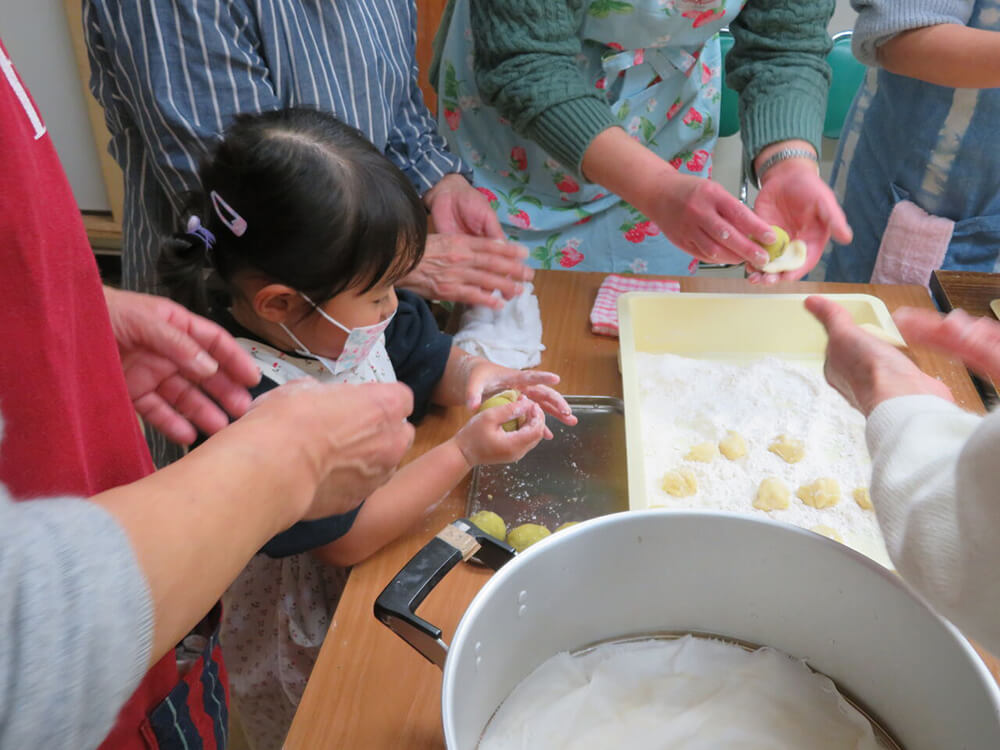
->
[590,274,680,337]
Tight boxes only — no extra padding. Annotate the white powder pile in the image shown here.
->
[635,353,889,566]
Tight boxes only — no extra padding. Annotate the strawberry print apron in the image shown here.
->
[436,0,744,274]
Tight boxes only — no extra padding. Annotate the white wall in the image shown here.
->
[1,0,110,211]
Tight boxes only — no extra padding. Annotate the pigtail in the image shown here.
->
[157,216,215,316]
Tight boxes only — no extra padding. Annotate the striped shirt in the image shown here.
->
[83,0,468,292]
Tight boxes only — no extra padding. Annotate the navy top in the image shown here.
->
[210,289,453,557]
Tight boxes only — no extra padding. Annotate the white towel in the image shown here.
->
[453,283,545,369]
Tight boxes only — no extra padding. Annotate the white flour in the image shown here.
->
[635,353,890,566]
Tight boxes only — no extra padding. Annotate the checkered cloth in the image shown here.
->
[590,274,681,337]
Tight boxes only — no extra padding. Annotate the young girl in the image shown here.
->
[158,108,576,750]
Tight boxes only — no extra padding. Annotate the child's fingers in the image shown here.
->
[522,384,577,425]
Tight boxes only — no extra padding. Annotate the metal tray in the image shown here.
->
[466,396,628,531]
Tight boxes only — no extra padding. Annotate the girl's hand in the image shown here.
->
[454,396,548,466]
[465,361,577,426]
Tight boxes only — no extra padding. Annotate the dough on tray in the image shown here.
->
[797,479,841,509]
[811,525,844,543]
[853,487,874,511]
[718,431,747,460]
[769,434,805,464]
[685,441,719,463]
[661,467,698,497]
[753,477,790,511]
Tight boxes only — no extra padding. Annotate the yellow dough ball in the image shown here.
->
[753,477,790,511]
[468,510,507,542]
[853,487,874,511]
[759,225,790,261]
[769,434,805,464]
[796,478,841,509]
[477,389,522,432]
[507,523,551,552]
[810,524,844,543]
[685,441,719,463]
[718,431,747,461]
[555,522,579,533]
[661,467,698,497]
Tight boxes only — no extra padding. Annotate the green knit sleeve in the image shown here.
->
[470,0,618,176]
[726,0,835,180]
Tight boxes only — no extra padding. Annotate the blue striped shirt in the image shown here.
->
[83,0,468,292]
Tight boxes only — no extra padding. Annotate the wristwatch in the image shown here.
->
[755,147,819,188]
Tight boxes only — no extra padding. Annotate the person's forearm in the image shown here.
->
[580,127,678,219]
[433,347,484,407]
[91,421,315,665]
[312,439,470,567]
[878,25,1000,88]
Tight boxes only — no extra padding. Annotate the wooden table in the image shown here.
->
[931,270,1000,404]
[285,271,997,748]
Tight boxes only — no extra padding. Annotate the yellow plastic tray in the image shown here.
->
[617,292,901,512]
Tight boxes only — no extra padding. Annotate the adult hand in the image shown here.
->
[749,149,852,284]
[399,234,533,309]
[425,172,506,240]
[647,172,775,268]
[103,287,261,445]
[454,396,548,466]
[805,296,953,415]
[242,380,415,521]
[894,306,1000,382]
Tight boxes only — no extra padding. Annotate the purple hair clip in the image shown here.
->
[186,215,216,250]
[211,190,248,237]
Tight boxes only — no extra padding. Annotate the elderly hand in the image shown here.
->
[892,306,1000,383]
[407,173,534,309]
[103,286,260,445]
[242,380,415,521]
[749,150,852,284]
[805,296,953,415]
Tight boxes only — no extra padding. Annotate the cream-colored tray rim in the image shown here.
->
[618,291,901,513]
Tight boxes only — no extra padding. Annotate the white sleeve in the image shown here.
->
[867,394,1000,654]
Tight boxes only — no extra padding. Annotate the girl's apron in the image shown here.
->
[436,0,744,275]
[818,0,1000,282]
[221,337,394,750]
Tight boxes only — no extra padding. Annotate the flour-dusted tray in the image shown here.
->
[617,292,902,567]
[466,396,628,531]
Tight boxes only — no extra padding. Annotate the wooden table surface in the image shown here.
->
[285,271,996,749]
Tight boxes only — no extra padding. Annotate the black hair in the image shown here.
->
[158,107,427,316]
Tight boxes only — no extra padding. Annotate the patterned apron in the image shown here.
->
[436,0,745,274]
[221,336,395,750]
[818,0,1000,282]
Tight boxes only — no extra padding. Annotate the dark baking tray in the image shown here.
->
[466,396,628,531]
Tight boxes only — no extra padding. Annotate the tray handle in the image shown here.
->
[374,519,515,668]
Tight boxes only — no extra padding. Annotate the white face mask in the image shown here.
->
[281,293,395,376]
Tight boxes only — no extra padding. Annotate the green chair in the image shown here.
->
[824,30,866,140]
[718,28,740,139]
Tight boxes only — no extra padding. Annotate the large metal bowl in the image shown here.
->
[378,510,1000,749]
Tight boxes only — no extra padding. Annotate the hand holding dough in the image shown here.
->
[752,225,807,274]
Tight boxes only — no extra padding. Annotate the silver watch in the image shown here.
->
[755,147,818,188]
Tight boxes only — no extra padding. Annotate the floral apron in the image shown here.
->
[817,0,1000,282]
[436,0,744,274]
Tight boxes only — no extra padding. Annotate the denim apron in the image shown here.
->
[436,0,744,275]
[818,0,1000,282]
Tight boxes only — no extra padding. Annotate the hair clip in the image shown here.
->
[210,190,248,237]
[186,215,216,250]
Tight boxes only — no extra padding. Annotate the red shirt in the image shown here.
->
[0,39,210,749]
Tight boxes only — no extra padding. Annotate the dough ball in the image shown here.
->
[753,477,790,511]
[685,441,719,463]
[752,225,807,273]
[810,524,844,543]
[661,467,698,497]
[555,522,579,533]
[507,523,551,552]
[853,487,873,511]
[718,431,747,460]
[769,434,805,464]
[468,510,507,542]
[477,389,522,432]
[796,478,841,509]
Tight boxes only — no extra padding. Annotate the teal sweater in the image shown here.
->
[432,0,834,180]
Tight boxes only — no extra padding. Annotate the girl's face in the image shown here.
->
[293,279,398,359]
